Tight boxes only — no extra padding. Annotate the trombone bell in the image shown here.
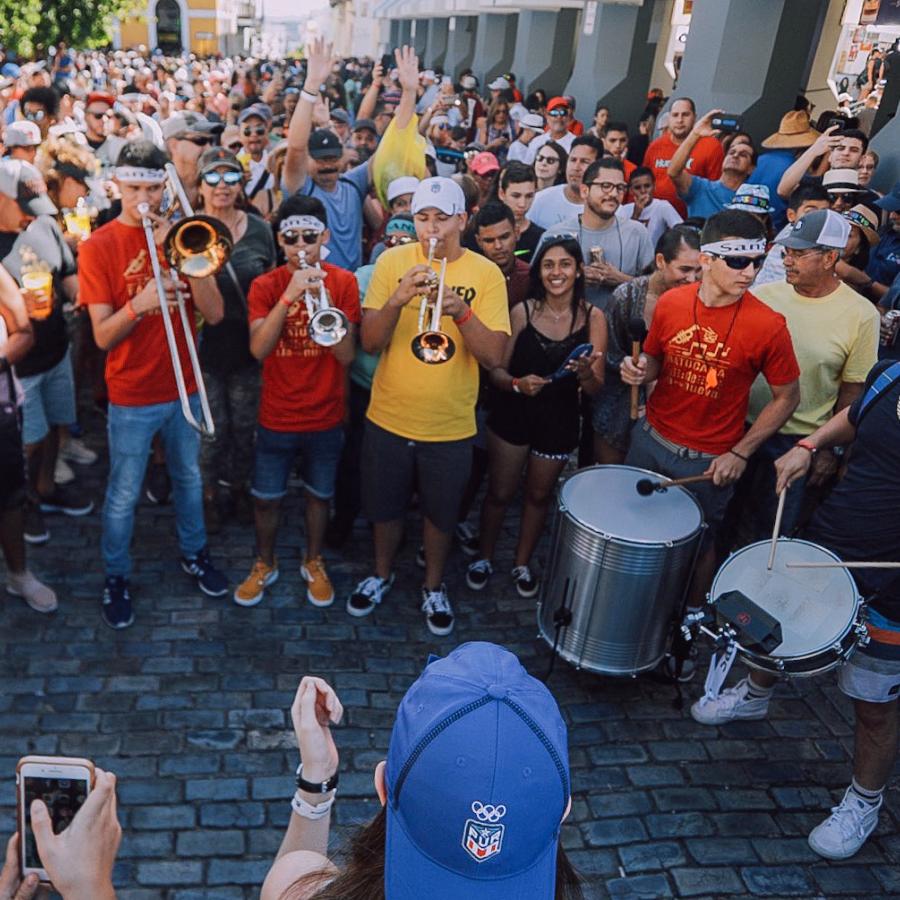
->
[165,215,233,279]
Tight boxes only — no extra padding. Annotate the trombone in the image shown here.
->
[298,250,348,347]
[412,237,456,364]
[137,163,233,436]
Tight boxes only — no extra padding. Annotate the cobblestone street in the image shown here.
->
[1,425,898,899]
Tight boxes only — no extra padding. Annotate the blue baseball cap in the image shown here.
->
[876,181,900,213]
[384,642,570,900]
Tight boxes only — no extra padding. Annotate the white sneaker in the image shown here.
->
[60,438,98,466]
[465,558,493,591]
[690,678,771,726]
[808,787,881,859]
[6,570,58,613]
[421,584,455,636]
[54,457,75,485]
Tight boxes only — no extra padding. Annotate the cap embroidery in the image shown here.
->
[462,801,506,863]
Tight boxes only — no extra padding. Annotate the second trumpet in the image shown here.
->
[299,251,349,347]
[412,238,456,365]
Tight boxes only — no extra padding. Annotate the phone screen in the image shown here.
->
[22,775,89,869]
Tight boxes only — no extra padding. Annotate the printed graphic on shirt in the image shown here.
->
[275,299,331,359]
[665,322,733,395]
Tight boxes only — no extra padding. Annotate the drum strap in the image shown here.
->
[856,361,900,425]
[702,641,738,701]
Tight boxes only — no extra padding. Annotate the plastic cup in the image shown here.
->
[63,211,92,241]
[22,271,54,320]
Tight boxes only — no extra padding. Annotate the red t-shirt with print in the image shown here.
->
[248,262,361,432]
[643,132,724,218]
[644,283,799,455]
[79,219,198,407]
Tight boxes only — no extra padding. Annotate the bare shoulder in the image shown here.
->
[261,851,338,900]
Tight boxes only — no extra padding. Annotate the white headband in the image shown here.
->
[700,239,767,256]
[114,166,167,184]
[279,215,325,234]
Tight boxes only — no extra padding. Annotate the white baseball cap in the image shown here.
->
[488,76,510,91]
[775,208,850,250]
[460,75,477,90]
[411,176,466,215]
[387,176,419,203]
[521,113,544,132]
[3,121,41,148]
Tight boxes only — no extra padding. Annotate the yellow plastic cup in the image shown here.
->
[64,211,92,240]
[22,271,54,320]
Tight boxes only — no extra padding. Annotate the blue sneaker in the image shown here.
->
[102,576,134,629]
[181,546,228,597]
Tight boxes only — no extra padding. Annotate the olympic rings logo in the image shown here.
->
[471,801,507,823]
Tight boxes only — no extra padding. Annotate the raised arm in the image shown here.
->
[284,37,336,196]
[777,126,841,199]
[668,109,721,193]
[356,63,384,123]
[392,46,419,133]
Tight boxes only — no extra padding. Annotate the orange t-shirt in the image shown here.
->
[79,219,198,407]
[644,283,799,455]
[643,132,724,218]
[248,262,361,432]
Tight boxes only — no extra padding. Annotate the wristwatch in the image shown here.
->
[296,762,339,794]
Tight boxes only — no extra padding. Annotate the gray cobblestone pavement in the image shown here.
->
[1,430,898,899]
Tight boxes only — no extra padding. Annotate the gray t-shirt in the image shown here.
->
[527,185,583,230]
[541,214,655,311]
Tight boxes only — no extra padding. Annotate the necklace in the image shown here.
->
[543,303,568,322]
[692,292,742,390]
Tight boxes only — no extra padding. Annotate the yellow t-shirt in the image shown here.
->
[364,242,511,441]
[748,279,880,434]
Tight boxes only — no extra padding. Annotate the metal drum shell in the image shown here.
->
[710,539,864,677]
[539,465,704,676]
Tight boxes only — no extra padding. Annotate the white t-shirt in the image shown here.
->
[615,198,683,249]
[754,245,786,287]
[527,184,582,230]
[524,130,575,165]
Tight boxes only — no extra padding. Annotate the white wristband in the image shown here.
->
[291,790,335,820]
[301,89,319,104]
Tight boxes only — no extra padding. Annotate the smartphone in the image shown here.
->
[826,116,846,131]
[17,756,95,884]
[589,246,604,266]
[380,53,393,73]
[711,113,743,134]
[550,343,593,381]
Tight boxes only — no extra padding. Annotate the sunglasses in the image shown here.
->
[535,154,559,164]
[242,125,267,136]
[24,110,46,122]
[227,141,243,153]
[548,109,569,118]
[281,229,321,246]
[184,136,212,147]
[202,171,243,186]
[86,110,111,119]
[385,234,415,247]
[711,253,765,270]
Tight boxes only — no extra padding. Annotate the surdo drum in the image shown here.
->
[708,539,866,676]
[539,466,704,675]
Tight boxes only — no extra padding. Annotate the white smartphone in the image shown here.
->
[16,756,95,884]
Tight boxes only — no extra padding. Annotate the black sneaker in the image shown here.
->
[102,576,134,629]
[347,574,394,617]
[455,522,480,558]
[24,501,50,545]
[38,484,94,517]
[145,462,171,505]
[421,584,455,636]
[665,649,697,683]
[511,565,539,599]
[181,546,228,597]
[465,559,493,591]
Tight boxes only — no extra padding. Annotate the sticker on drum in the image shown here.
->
[559,465,703,544]
[710,539,862,674]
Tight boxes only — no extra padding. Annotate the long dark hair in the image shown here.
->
[529,235,587,331]
[537,141,569,186]
[282,807,584,900]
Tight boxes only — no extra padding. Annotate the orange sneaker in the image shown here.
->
[301,556,334,607]
[234,558,278,607]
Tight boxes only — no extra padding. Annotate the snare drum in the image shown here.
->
[709,539,866,676]
[538,465,704,675]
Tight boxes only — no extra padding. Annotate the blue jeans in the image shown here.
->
[103,396,206,577]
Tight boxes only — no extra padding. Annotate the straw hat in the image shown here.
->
[761,111,821,149]
[843,203,880,246]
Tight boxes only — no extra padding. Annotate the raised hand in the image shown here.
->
[304,37,336,92]
[394,46,420,93]
[291,676,343,784]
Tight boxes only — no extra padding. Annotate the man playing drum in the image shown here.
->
[692,358,900,861]
[621,209,800,657]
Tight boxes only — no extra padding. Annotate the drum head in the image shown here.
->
[711,539,860,658]
[559,465,703,544]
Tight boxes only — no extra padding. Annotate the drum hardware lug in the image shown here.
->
[665,540,674,548]
[775,658,785,672]
[855,622,871,647]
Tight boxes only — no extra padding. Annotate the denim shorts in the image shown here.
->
[18,348,76,445]
[251,424,344,501]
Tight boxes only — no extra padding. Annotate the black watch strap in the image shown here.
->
[0,356,9,374]
[295,762,339,794]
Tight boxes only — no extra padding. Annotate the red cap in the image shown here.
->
[86,91,116,108]
[546,96,570,112]
[469,151,500,175]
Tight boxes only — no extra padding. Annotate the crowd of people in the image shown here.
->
[1,35,899,887]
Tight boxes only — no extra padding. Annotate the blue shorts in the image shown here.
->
[251,424,344,501]
[18,348,76,445]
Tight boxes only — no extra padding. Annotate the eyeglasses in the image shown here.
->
[242,125,267,137]
[434,123,450,131]
[782,247,826,260]
[281,229,321,246]
[184,136,212,147]
[23,110,46,122]
[202,171,243,186]
[535,154,559,164]
[710,253,765,270]
[586,181,628,193]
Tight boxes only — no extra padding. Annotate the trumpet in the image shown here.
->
[137,164,233,436]
[298,250,348,347]
[412,237,456,365]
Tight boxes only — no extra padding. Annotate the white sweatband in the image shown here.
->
[114,166,167,184]
[291,791,335,820]
[301,89,319,104]
[280,215,326,234]
[700,239,767,256]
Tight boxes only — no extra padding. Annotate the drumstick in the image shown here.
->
[635,473,713,495]
[767,489,787,571]
[785,561,900,569]
[627,317,648,421]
